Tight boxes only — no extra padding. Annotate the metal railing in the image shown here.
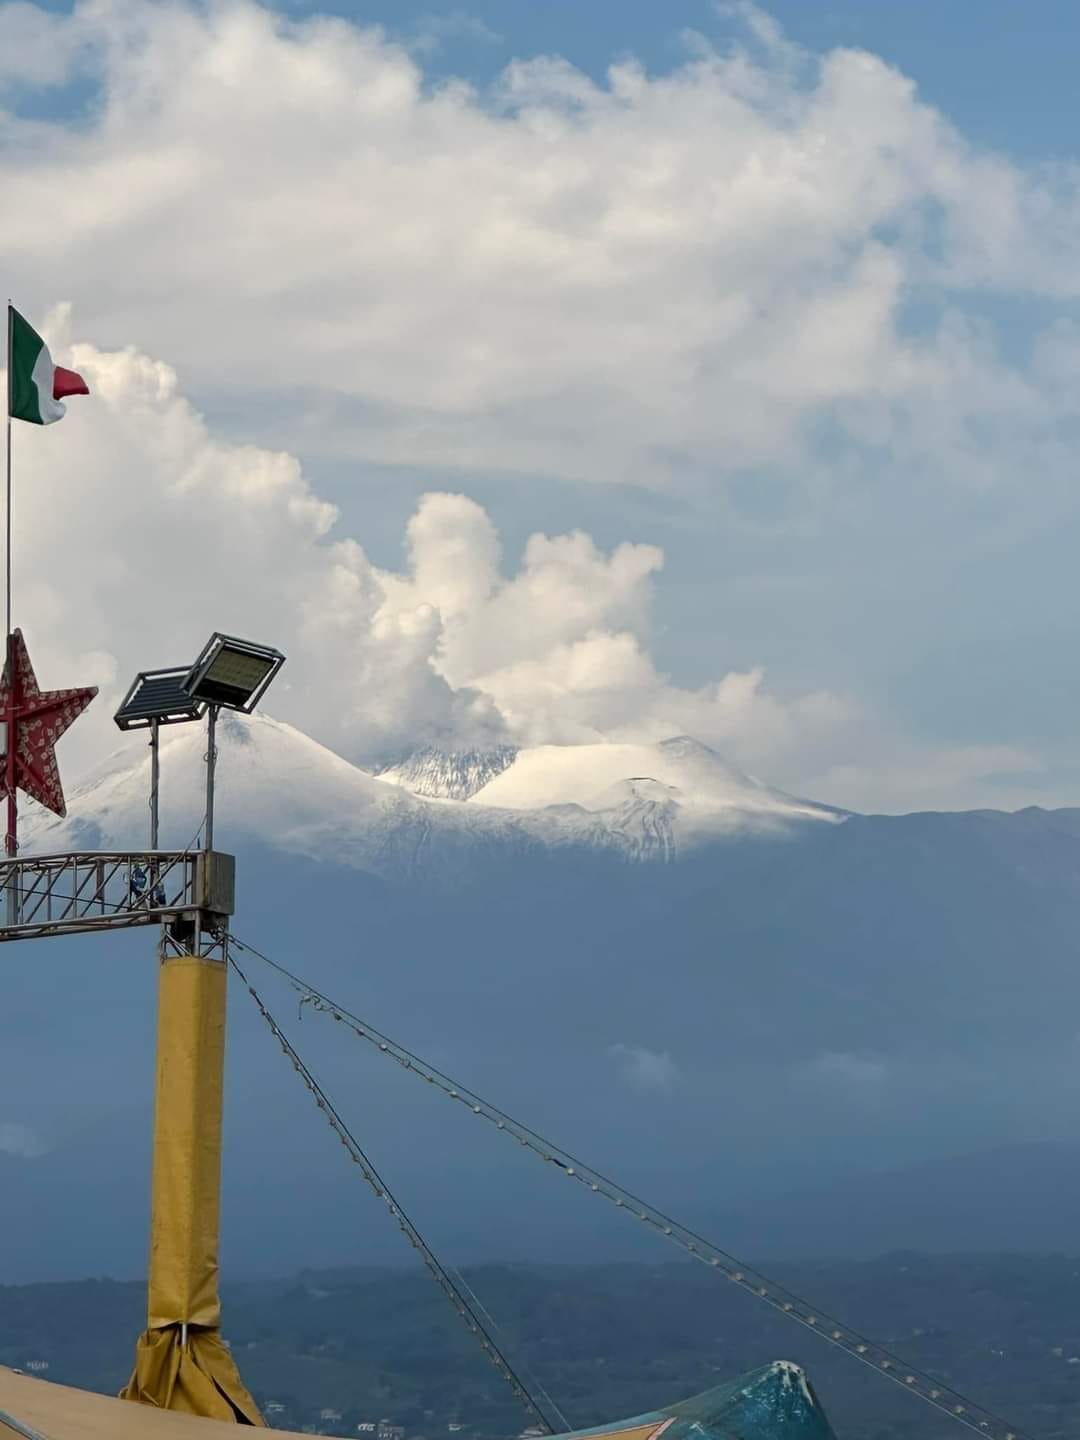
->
[0,849,234,942]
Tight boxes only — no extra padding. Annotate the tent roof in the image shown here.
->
[0,1366,304,1439]
[0,1359,838,1440]
[562,1362,838,1440]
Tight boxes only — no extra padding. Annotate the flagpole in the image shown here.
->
[5,301,16,860]
[5,301,10,638]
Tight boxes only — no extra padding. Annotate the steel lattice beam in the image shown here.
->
[0,850,234,942]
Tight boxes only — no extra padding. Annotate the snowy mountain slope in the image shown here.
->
[24,714,841,875]
[377,744,518,800]
[471,736,842,842]
[24,714,543,876]
[28,711,406,856]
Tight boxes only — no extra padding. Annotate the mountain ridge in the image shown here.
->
[376,744,519,800]
[28,713,841,872]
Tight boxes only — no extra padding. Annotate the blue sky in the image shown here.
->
[4,0,1080,811]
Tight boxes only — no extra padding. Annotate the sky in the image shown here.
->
[4,1,1080,812]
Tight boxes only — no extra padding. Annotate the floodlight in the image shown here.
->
[114,667,207,732]
[182,633,285,713]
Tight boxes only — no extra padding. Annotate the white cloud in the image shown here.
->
[609,1044,679,1095]
[0,3,89,87]
[409,10,502,57]
[5,320,851,778]
[0,3,1073,813]
[1,0,1079,495]
[0,318,1049,812]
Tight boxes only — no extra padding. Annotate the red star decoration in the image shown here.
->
[1,629,97,818]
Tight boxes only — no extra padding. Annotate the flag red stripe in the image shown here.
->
[52,366,89,400]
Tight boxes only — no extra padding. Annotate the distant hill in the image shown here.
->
[1,1255,1076,1438]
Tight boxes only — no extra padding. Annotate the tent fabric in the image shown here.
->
[119,954,263,1425]
[3,1358,835,1438]
[123,1327,264,1425]
[563,1362,838,1440]
[1,1367,301,1438]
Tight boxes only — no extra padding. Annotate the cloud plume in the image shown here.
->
[5,319,849,780]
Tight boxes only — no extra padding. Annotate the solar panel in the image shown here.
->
[114,667,207,730]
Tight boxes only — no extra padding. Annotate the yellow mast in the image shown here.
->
[121,950,263,1425]
[114,640,284,1422]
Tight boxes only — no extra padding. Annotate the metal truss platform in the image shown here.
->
[0,849,235,944]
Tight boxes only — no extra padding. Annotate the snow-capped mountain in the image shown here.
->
[470,736,840,841]
[26,713,841,875]
[377,744,518,800]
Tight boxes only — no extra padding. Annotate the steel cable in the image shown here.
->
[229,950,560,1435]
[229,930,1030,1440]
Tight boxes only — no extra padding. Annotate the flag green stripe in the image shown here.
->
[9,308,47,425]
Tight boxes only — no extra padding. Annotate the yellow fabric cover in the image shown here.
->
[148,955,227,1329]
[123,1327,264,1425]
[120,954,263,1425]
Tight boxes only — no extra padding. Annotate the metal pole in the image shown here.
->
[149,719,160,850]
[6,301,12,642]
[205,704,217,852]
[5,304,15,869]
[4,634,14,862]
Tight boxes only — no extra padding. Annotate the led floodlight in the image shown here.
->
[114,667,207,732]
[183,633,285,713]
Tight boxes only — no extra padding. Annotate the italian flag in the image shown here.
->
[7,306,89,425]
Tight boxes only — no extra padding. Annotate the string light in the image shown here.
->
[229,952,563,1435]
[229,933,1031,1440]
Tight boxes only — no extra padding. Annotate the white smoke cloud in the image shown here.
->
[6,320,850,779]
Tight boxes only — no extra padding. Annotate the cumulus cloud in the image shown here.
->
[1,0,1079,496]
[3,319,851,777]
[609,1044,679,1095]
[0,319,1048,811]
[0,2,1072,811]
